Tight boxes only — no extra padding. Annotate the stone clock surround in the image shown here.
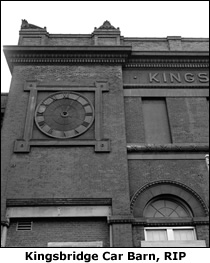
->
[14,80,110,153]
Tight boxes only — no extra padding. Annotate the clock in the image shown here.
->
[35,91,94,139]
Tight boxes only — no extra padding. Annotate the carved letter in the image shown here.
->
[163,72,167,83]
[149,73,160,83]
[170,73,181,83]
[198,73,209,83]
[184,73,195,83]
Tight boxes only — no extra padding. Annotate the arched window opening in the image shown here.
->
[143,195,193,218]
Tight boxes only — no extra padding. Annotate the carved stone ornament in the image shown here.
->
[98,20,118,30]
[21,19,46,30]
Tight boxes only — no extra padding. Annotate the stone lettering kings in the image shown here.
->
[149,72,209,84]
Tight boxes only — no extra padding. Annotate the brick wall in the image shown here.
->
[48,37,92,46]
[132,226,144,247]
[1,64,131,217]
[167,98,209,143]
[128,160,209,206]
[124,97,145,143]
[112,223,133,247]
[196,225,209,247]
[6,217,109,247]
[124,97,209,144]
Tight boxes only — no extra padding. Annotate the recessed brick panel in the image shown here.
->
[6,217,109,247]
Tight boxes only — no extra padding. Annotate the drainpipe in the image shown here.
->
[109,224,113,247]
[1,219,10,247]
[205,154,209,171]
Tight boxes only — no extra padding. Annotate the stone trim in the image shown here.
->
[123,88,209,98]
[6,198,112,207]
[48,241,103,247]
[132,217,209,226]
[123,84,209,89]
[108,215,134,224]
[130,180,209,216]
[107,216,209,226]
[127,143,209,153]
[13,81,111,153]
[124,63,209,68]
[127,153,207,160]
[6,206,111,218]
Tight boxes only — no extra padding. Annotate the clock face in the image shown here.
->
[35,92,94,139]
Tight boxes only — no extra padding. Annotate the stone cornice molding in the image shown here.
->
[3,46,132,72]
[124,63,209,68]
[4,46,209,73]
[130,180,209,216]
[127,143,209,153]
[125,57,209,68]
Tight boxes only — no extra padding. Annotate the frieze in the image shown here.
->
[123,69,209,85]
[127,144,209,152]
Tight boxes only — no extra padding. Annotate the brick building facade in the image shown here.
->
[1,20,209,247]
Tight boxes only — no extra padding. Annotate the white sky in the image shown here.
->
[1,1,209,93]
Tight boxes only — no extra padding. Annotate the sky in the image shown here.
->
[1,1,209,93]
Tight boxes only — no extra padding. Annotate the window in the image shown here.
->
[143,198,192,218]
[145,227,196,241]
[142,98,172,144]
[141,196,207,247]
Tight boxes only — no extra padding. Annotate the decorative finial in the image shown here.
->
[98,20,117,30]
[21,19,46,30]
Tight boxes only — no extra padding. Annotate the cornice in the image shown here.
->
[3,46,132,72]
[127,143,209,153]
[4,46,209,72]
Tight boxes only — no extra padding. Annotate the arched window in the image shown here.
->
[131,181,208,247]
[143,196,193,218]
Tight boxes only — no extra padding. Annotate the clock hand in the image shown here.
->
[65,105,70,112]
